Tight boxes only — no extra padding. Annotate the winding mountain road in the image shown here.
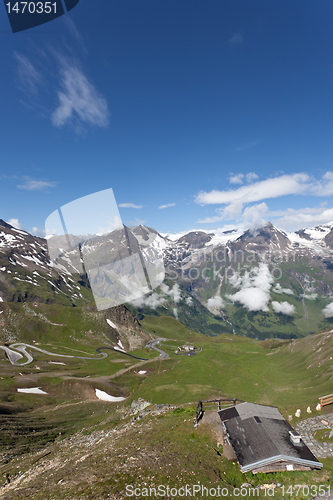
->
[146,338,169,359]
[0,337,170,367]
[96,346,148,361]
[0,343,107,366]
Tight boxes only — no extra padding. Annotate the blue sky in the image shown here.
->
[1,0,333,236]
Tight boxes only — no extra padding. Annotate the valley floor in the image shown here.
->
[1,314,333,498]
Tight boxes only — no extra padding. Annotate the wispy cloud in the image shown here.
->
[128,217,146,226]
[242,202,269,230]
[14,52,43,95]
[272,205,333,230]
[246,172,259,183]
[62,17,87,53]
[236,141,258,151]
[13,21,109,135]
[302,293,317,300]
[229,32,243,45]
[17,177,58,191]
[51,64,109,132]
[196,171,333,231]
[229,172,259,185]
[119,203,142,209]
[130,283,181,310]
[273,284,294,295]
[197,215,225,224]
[196,173,310,207]
[229,173,244,184]
[158,203,176,210]
[31,226,46,237]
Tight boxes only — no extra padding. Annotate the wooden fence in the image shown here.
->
[195,398,244,424]
[318,393,333,409]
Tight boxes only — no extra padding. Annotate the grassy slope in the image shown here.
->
[138,316,333,409]
[2,405,332,500]
[1,311,333,498]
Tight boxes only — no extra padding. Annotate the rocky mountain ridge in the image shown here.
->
[3,218,333,339]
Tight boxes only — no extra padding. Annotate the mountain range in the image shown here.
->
[2,218,333,340]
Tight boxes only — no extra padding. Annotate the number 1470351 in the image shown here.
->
[6,2,57,14]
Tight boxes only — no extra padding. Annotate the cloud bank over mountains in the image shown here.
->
[131,261,298,317]
[226,263,274,312]
[130,283,182,310]
[196,172,333,231]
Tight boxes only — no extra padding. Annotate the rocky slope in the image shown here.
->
[3,217,333,339]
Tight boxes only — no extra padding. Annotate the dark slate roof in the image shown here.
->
[218,406,238,421]
[218,402,322,472]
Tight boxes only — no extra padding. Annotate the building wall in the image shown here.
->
[251,461,312,474]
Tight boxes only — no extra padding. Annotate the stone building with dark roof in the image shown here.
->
[218,402,323,474]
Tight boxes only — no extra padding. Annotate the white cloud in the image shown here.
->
[197,215,224,224]
[185,297,193,306]
[14,32,107,136]
[272,205,333,230]
[228,287,270,312]
[173,307,179,320]
[196,173,310,206]
[14,52,43,95]
[62,17,86,53]
[31,227,46,237]
[131,293,166,309]
[195,171,333,230]
[272,301,295,315]
[302,293,317,300]
[118,203,142,209]
[229,33,243,45]
[199,201,268,226]
[51,65,109,131]
[196,216,219,224]
[236,141,258,152]
[207,295,225,311]
[246,172,259,183]
[323,302,333,318]
[229,174,244,185]
[130,283,182,310]
[242,203,269,230]
[145,294,166,308]
[228,172,259,186]
[273,283,294,295]
[226,263,273,312]
[171,284,182,303]
[158,203,176,210]
[161,283,182,303]
[128,217,146,226]
[311,171,333,196]
[7,219,25,230]
[17,177,57,191]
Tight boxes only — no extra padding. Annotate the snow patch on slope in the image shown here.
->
[106,319,117,329]
[95,389,125,402]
